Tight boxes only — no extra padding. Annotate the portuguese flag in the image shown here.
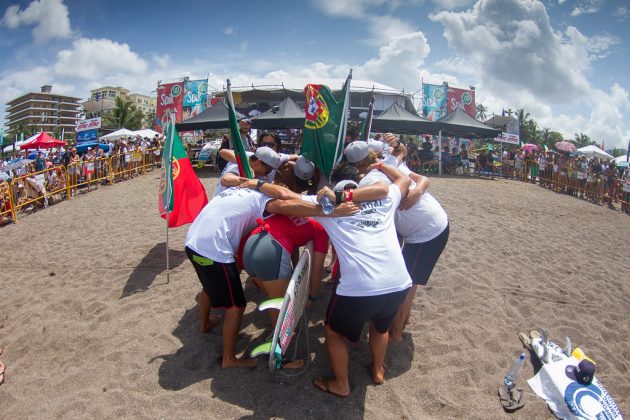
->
[300,71,352,180]
[227,79,253,179]
[159,121,208,228]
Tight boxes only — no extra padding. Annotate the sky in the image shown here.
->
[1,0,629,148]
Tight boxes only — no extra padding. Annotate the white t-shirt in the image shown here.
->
[305,185,411,297]
[395,164,449,243]
[213,151,290,197]
[185,187,272,263]
[359,168,390,187]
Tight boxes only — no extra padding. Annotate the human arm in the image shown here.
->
[365,162,410,198]
[220,171,247,187]
[239,178,300,200]
[218,149,236,162]
[316,182,389,204]
[399,173,430,210]
[265,198,359,218]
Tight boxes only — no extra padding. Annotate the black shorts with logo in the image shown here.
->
[402,223,449,286]
[185,247,246,309]
[325,289,409,342]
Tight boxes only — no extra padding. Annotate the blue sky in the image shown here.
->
[1,0,629,148]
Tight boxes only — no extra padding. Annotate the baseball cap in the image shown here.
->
[344,141,369,163]
[294,156,315,180]
[254,146,281,169]
[333,180,359,192]
[565,360,596,385]
[367,139,385,154]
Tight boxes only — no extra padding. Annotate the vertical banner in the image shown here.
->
[182,79,208,120]
[155,82,184,133]
[422,83,447,121]
[447,86,476,118]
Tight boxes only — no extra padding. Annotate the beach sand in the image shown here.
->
[0,171,628,419]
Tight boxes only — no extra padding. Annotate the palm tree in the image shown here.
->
[475,103,487,121]
[103,97,144,130]
[516,109,531,141]
[573,132,593,148]
[505,108,514,117]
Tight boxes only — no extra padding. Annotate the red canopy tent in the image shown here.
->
[21,132,67,149]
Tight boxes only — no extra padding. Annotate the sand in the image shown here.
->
[0,170,628,419]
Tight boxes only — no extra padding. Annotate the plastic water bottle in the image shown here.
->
[503,353,526,389]
[319,195,334,215]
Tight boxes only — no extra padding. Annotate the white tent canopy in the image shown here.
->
[101,128,135,140]
[132,129,160,138]
[2,132,41,152]
[614,155,628,165]
[576,145,613,159]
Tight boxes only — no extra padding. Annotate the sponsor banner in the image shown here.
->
[495,132,520,145]
[155,82,184,133]
[183,79,208,120]
[447,86,475,117]
[76,117,102,132]
[77,129,98,143]
[422,83,447,121]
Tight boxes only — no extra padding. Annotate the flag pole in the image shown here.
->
[332,69,352,169]
[164,113,175,284]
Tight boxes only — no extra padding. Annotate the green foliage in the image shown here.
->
[103,97,144,130]
[607,148,626,157]
[573,132,595,148]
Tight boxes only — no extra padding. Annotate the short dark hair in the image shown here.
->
[330,162,360,185]
[258,132,281,149]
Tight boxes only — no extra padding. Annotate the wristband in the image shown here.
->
[346,190,353,202]
[334,190,343,205]
[256,179,266,191]
[377,162,383,171]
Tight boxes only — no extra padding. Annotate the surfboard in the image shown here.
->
[526,331,622,419]
[251,242,312,371]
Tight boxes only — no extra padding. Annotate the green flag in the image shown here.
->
[227,79,253,179]
[301,71,352,180]
[544,144,549,152]
[359,96,375,141]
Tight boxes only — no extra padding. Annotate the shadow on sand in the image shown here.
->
[121,242,187,298]
[155,281,414,419]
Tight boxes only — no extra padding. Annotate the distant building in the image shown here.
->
[82,86,156,126]
[5,85,81,135]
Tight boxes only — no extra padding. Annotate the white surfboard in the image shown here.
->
[251,242,312,371]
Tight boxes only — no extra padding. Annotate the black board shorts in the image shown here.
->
[325,289,408,342]
[402,223,449,286]
[185,247,246,309]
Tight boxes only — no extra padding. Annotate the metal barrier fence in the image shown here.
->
[1,148,162,224]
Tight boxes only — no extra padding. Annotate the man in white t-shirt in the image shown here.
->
[185,180,358,369]
[306,161,411,397]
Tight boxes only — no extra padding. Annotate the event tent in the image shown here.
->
[250,97,305,129]
[176,102,245,131]
[434,108,500,138]
[370,102,436,134]
[21,132,66,149]
[2,132,41,152]
[101,128,136,140]
[576,145,613,159]
[614,155,629,167]
[133,129,161,138]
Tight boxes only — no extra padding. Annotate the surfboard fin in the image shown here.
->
[563,336,572,357]
[251,341,272,357]
[258,298,284,312]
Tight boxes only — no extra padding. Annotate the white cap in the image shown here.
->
[367,139,385,154]
[333,180,359,192]
[294,156,315,180]
[343,141,369,163]
[254,146,281,169]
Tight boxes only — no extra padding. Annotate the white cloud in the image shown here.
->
[223,26,234,35]
[53,38,148,80]
[429,0,475,10]
[612,5,629,20]
[1,0,71,42]
[570,0,604,17]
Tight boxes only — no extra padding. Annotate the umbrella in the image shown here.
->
[522,143,539,154]
[0,172,10,181]
[555,141,577,153]
[576,145,613,159]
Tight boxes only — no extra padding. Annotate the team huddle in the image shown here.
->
[184,125,449,398]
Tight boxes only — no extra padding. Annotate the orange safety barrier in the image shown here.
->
[0,180,16,224]
[9,165,68,220]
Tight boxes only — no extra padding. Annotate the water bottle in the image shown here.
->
[319,195,334,215]
[503,353,526,389]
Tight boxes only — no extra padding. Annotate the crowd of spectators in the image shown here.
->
[0,135,163,225]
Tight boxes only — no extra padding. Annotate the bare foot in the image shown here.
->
[200,314,221,333]
[313,376,350,397]
[370,362,385,385]
[282,359,305,369]
[221,357,257,369]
